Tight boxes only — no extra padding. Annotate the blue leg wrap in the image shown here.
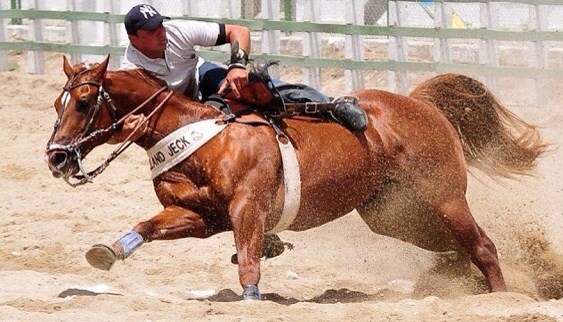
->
[242,284,261,300]
[116,231,144,258]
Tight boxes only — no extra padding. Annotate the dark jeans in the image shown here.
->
[197,60,329,103]
[197,60,228,101]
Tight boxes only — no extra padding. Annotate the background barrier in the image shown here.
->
[1,0,562,107]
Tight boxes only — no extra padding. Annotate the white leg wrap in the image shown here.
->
[116,231,144,258]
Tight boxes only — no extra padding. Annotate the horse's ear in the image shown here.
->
[62,56,73,79]
[93,55,111,82]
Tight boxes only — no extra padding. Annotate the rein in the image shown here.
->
[70,89,173,187]
[47,75,172,187]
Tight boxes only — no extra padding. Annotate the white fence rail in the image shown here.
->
[1,0,563,107]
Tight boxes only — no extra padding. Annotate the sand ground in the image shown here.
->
[0,52,562,321]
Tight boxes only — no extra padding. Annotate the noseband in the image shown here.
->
[46,71,171,187]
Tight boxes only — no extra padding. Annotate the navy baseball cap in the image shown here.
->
[124,4,169,35]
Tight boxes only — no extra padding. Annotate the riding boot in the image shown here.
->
[327,96,368,132]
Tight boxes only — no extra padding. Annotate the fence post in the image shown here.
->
[107,0,120,69]
[388,0,407,94]
[437,1,451,64]
[0,14,7,71]
[11,0,22,25]
[479,1,498,93]
[66,0,81,65]
[28,0,45,74]
[242,0,260,18]
[183,0,195,14]
[228,0,241,18]
[344,0,364,93]
[301,0,321,90]
[532,3,548,108]
[283,0,293,21]
[261,0,281,79]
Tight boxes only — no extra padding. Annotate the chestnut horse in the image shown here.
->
[45,56,545,300]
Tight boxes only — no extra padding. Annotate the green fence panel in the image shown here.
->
[1,6,563,81]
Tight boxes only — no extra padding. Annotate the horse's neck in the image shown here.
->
[106,73,223,150]
[107,72,220,125]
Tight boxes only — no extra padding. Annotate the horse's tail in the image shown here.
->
[409,73,547,178]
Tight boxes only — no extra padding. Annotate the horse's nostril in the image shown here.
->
[50,151,68,168]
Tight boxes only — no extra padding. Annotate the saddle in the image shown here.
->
[204,64,368,132]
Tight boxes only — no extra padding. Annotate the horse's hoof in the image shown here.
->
[242,284,261,300]
[85,244,117,271]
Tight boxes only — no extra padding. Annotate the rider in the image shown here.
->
[114,4,367,142]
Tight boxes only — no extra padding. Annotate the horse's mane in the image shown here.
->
[112,68,168,89]
[107,61,277,92]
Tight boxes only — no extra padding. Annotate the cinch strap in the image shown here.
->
[267,135,301,234]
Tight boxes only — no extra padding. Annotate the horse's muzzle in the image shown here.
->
[44,145,78,178]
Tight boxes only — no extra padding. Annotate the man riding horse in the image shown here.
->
[116,4,367,143]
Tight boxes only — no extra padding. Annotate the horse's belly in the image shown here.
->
[280,119,384,231]
[287,171,379,231]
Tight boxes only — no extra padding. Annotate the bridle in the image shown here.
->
[46,70,172,187]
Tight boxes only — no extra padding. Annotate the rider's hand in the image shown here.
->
[218,67,249,98]
[108,114,148,144]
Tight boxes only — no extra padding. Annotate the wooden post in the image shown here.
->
[11,0,22,25]
[107,0,120,69]
[28,0,45,74]
[66,0,81,65]
[388,0,407,94]
[261,0,281,79]
[228,0,241,18]
[479,1,498,93]
[183,0,195,15]
[532,4,548,108]
[437,1,451,64]
[344,0,364,93]
[303,0,321,90]
[242,0,260,19]
[283,0,293,21]
[0,9,7,71]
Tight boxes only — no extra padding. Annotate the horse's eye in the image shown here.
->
[76,99,90,113]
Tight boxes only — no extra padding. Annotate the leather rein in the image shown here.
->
[46,74,173,187]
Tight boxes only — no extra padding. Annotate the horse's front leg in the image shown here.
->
[230,192,269,301]
[85,204,215,270]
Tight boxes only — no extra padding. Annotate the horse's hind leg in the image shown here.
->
[357,182,505,292]
[436,196,506,292]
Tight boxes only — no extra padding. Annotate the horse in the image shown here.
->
[44,55,546,300]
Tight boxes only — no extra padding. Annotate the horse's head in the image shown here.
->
[45,55,119,183]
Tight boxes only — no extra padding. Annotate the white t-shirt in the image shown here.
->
[121,20,221,99]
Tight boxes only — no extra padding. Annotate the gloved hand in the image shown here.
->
[218,67,249,99]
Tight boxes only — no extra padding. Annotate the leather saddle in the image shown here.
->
[205,63,368,132]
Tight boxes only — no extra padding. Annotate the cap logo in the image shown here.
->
[139,4,157,19]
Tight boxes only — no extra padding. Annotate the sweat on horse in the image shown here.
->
[45,56,546,300]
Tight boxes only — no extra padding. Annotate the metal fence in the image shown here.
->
[1,0,562,107]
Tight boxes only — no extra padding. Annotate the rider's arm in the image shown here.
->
[217,24,251,98]
[222,24,251,60]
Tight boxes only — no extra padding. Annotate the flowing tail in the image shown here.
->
[409,73,548,178]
